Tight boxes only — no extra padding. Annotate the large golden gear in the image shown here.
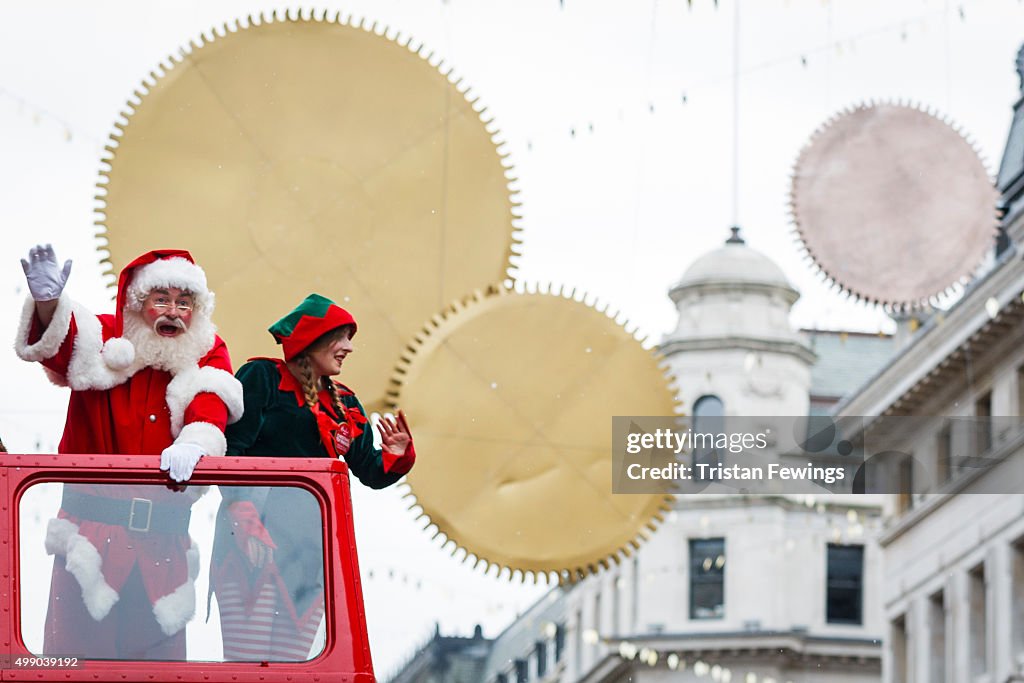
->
[790,102,999,310]
[388,288,678,581]
[96,10,518,410]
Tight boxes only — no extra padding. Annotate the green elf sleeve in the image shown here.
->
[220,360,275,530]
[225,360,275,456]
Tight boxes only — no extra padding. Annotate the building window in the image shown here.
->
[969,563,988,677]
[928,590,946,683]
[554,624,565,663]
[692,395,725,476]
[826,544,863,625]
[514,658,529,683]
[535,641,547,678]
[975,392,993,455]
[935,422,952,485]
[896,456,914,514]
[693,395,724,422]
[689,538,725,619]
[496,674,509,683]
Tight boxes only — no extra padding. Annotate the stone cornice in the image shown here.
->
[659,336,817,365]
[668,493,882,516]
[602,630,882,663]
[836,246,1024,418]
[669,279,800,305]
[877,426,1024,548]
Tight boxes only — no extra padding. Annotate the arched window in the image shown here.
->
[693,395,724,425]
[692,395,724,474]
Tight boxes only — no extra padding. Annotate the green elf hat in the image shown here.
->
[269,293,358,361]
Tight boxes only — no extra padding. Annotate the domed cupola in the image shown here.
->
[671,227,795,297]
[660,227,815,416]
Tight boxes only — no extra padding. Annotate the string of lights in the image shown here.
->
[0,1,977,156]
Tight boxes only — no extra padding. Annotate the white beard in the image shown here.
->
[121,309,216,375]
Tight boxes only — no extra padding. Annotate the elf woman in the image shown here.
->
[211,293,415,661]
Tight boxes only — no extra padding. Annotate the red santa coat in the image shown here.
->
[16,290,244,639]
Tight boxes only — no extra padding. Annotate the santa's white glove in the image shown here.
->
[21,244,72,302]
[160,442,206,482]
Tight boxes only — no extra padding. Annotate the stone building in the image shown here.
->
[391,232,894,683]
[834,43,1024,683]
[390,34,1024,683]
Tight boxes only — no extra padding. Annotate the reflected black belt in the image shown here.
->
[60,490,191,534]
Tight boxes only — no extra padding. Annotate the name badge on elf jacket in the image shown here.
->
[334,423,352,456]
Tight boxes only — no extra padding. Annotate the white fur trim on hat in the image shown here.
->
[127,257,214,315]
[152,541,200,636]
[45,517,119,622]
[15,294,73,363]
[175,421,227,457]
[166,366,244,437]
[101,336,135,371]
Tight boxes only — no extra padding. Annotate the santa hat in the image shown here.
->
[101,249,214,371]
[269,293,357,361]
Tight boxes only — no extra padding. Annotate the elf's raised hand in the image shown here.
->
[377,410,412,455]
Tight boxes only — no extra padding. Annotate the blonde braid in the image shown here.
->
[296,354,320,409]
[322,377,346,420]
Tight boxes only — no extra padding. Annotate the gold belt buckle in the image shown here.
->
[128,498,153,532]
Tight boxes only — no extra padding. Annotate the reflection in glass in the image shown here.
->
[18,483,327,662]
[689,537,725,619]
[212,486,326,661]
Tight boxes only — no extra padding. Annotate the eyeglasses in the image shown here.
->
[151,299,194,312]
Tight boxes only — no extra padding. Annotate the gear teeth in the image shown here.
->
[790,99,997,310]
[97,7,524,336]
[386,287,682,577]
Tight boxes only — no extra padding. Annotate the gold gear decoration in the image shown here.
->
[388,287,678,581]
[789,101,999,311]
[95,9,519,410]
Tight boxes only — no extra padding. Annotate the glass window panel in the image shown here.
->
[514,658,529,683]
[19,482,331,663]
[826,543,864,625]
[689,538,725,619]
[692,396,725,476]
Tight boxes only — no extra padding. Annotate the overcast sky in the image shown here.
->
[2,0,1024,675]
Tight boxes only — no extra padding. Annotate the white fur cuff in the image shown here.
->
[166,366,245,436]
[152,541,200,636]
[176,421,227,457]
[45,517,119,622]
[15,294,73,362]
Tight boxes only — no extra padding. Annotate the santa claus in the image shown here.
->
[15,244,244,659]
